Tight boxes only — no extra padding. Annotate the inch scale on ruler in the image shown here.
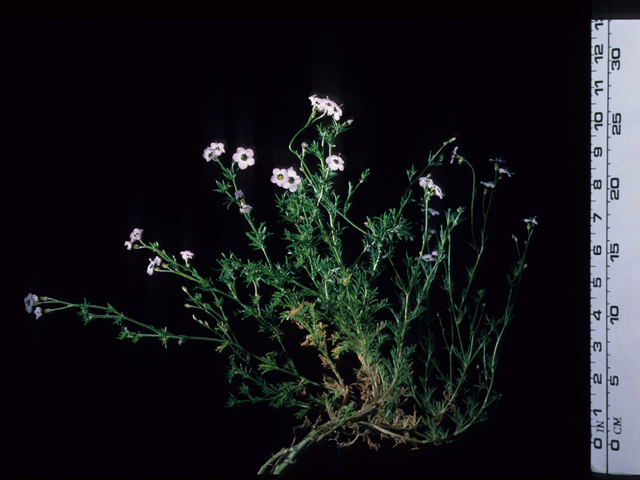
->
[590,19,640,476]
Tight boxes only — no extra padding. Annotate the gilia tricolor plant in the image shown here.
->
[25,95,536,474]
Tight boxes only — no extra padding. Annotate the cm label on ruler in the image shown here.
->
[590,19,640,476]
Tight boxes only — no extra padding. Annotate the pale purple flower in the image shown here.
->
[329,103,342,121]
[523,216,538,225]
[271,168,289,187]
[210,142,225,156]
[326,155,344,171]
[450,146,459,164]
[480,181,495,189]
[147,256,162,275]
[489,158,506,163]
[320,98,342,121]
[124,241,133,250]
[24,293,39,314]
[310,95,342,120]
[419,177,431,189]
[130,228,143,244]
[235,190,243,200]
[309,94,321,108]
[284,168,302,192]
[34,306,43,320]
[240,204,253,214]
[498,167,514,177]
[180,250,194,263]
[419,177,444,199]
[428,208,440,216]
[417,251,439,262]
[203,143,225,161]
[232,148,255,170]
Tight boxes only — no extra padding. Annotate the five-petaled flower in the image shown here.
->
[147,256,162,275]
[235,190,243,200]
[284,168,301,192]
[24,293,39,314]
[326,155,344,171]
[180,251,194,263]
[203,142,225,161]
[498,167,514,177]
[523,216,538,225]
[271,168,289,187]
[232,148,255,170]
[240,205,253,214]
[480,181,495,189]
[130,228,143,244]
[34,307,43,320]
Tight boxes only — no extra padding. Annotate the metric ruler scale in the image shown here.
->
[590,19,640,476]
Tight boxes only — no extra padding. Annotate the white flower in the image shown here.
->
[203,143,225,162]
[147,256,162,275]
[210,142,225,156]
[417,251,439,262]
[284,168,302,192]
[523,216,538,225]
[326,155,344,171]
[419,177,432,189]
[310,95,342,120]
[180,251,194,263]
[419,177,444,199]
[232,148,255,170]
[129,228,143,244]
[24,293,39,314]
[34,307,43,320]
[270,168,289,187]
[480,181,495,189]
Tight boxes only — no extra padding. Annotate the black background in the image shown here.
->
[6,17,592,475]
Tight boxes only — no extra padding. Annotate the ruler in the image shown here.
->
[590,19,640,476]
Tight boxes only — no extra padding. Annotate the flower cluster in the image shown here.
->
[489,157,514,177]
[419,176,444,199]
[417,251,439,262]
[309,95,342,121]
[203,142,225,162]
[203,143,257,171]
[24,293,42,319]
